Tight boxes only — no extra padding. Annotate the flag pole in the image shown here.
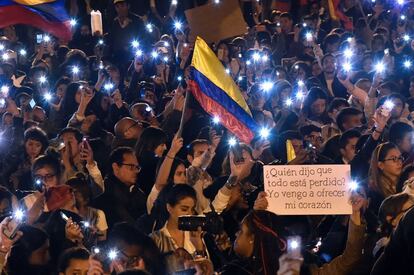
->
[177,87,190,138]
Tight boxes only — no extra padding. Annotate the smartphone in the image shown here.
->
[231,143,245,164]
[36,34,43,44]
[3,218,21,239]
[29,99,36,109]
[60,211,69,222]
[287,236,302,258]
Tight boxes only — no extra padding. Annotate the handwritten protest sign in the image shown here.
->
[185,0,248,43]
[263,165,352,215]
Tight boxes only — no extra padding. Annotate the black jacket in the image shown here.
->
[92,175,147,228]
[317,73,349,99]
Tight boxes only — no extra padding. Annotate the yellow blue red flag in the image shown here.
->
[189,36,257,143]
[0,0,72,40]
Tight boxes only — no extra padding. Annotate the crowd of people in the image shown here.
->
[0,0,414,274]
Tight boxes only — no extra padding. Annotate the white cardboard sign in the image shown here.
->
[264,165,352,215]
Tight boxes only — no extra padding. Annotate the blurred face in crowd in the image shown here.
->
[2,113,13,127]
[280,16,293,33]
[61,132,80,157]
[409,81,414,97]
[187,143,209,164]
[123,119,141,139]
[290,139,304,155]
[397,132,413,154]
[174,164,187,184]
[112,152,140,186]
[310,98,326,117]
[342,114,363,131]
[234,221,254,258]
[25,138,43,159]
[304,131,323,150]
[3,26,17,43]
[378,148,403,178]
[362,57,373,73]
[59,258,89,275]
[33,107,46,123]
[29,240,50,266]
[322,56,336,74]
[34,165,59,188]
[312,62,322,76]
[56,84,67,99]
[115,2,129,18]
[390,98,404,119]
[0,197,12,217]
[80,114,97,134]
[372,37,385,52]
[340,137,359,162]
[115,240,146,271]
[167,196,196,223]
[326,42,340,54]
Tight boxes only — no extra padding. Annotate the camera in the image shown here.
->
[178,211,223,234]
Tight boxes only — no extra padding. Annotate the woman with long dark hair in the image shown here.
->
[301,87,331,127]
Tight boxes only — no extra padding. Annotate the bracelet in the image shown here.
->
[166,154,175,159]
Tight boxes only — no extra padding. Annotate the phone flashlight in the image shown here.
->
[43,35,51,43]
[259,127,270,139]
[343,48,353,58]
[146,23,154,33]
[1,85,9,97]
[404,60,412,69]
[19,49,27,56]
[349,180,359,191]
[374,62,385,74]
[287,236,302,258]
[72,66,80,75]
[151,51,159,59]
[174,21,183,30]
[285,98,293,107]
[43,93,52,101]
[228,137,237,147]
[260,81,273,92]
[70,19,77,27]
[131,40,139,48]
[212,116,220,124]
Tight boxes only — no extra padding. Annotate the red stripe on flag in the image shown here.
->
[189,80,255,143]
[0,5,72,40]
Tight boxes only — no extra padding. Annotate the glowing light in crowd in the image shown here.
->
[108,250,118,260]
[19,49,27,56]
[44,93,52,101]
[14,209,24,221]
[131,40,139,48]
[285,98,293,107]
[146,23,153,33]
[99,62,104,70]
[39,75,47,83]
[43,35,51,43]
[174,21,183,30]
[172,0,178,5]
[70,18,77,27]
[93,247,100,254]
[401,15,406,20]
[0,44,4,50]
[145,106,152,112]
[252,52,261,62]
[35,179,42,185]
[297,80,304,87]
[212,116,220,124]
[98,39,104,45]
[238,76,243,81]
[246,60,252,66]
[289,239,299,249]
[350,180,359,191]
[259,127,270,139]
[104,83,114,91]
[177,76,183,81]
[135,49,143,57]
[0,99,5,107]
[228,137,237,146]
[404,60,412,69]
[151,51,159,59]
[384,100,395,110]
[163,56,169,62]
[260,81,274,92]
[343,62,352,72]
[294,65,299,70]
[2,53,8,60]
[374,62,385,74]
[261,55,269,62]
[1,85,10,96]
[398,0,404,4]
[343,48,353,58]
[163,41,169,47]
[305,32,313,42]
[403,34,410,42]
[82,221,90,228]
[72,66,80,74]
[214,0,220,3]
[296,91,304,100]
[225,68,230,74]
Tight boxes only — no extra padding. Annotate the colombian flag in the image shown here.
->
[327,0,353,31]
[188,37,257,143]
[0,0,72,41]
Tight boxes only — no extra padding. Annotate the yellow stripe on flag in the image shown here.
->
[191,36,252,116]
[327,0,339,21]
[286,139,296,162]
[13,0,56,5]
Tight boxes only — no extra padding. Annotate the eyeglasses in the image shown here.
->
[382,155,405,163]
[120,163,141,172]
[34,173,56,182]
[118,250,141,268]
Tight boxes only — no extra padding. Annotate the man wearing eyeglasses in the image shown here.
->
[93,147,146,227]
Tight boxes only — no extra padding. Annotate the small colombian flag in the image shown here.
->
[0,0,72,40]
[188,36,257,143]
